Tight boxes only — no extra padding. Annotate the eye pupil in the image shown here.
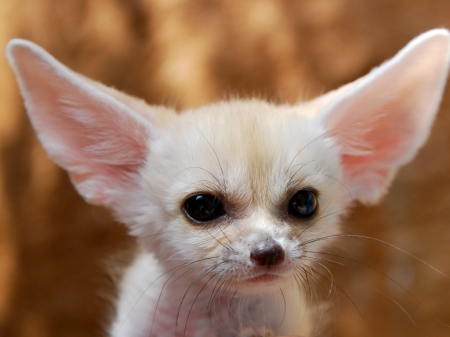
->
[184,194,225,222]
[288,189,317,218]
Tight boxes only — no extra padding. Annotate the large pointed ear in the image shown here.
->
[317,29,450,205]
[6,39,155,206]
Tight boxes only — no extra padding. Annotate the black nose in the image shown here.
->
[250,242,285,266]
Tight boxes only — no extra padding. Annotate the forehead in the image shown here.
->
[149,100,340,205]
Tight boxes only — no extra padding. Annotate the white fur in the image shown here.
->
[5,29,450,337]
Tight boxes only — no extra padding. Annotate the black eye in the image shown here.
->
[288,189,318,218]
[184,194,225,222]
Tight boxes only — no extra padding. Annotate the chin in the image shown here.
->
[232,272,290,294]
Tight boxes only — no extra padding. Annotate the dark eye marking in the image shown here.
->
[288,189,318,218]
[184,194,225,222]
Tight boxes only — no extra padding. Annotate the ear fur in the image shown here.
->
[6,39,154,206]
[6,31,450,208]
[318,29,450,204]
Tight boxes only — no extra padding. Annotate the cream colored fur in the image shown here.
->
[5,29,450,336]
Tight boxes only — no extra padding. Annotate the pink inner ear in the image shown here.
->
[319,30,450,205]
[341,101,415,175]
[322,75,435,205]
[7,41,152,205]
[325,101,413,204]
[32,86,152,205]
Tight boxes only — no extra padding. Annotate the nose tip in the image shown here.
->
[250,243,285,266]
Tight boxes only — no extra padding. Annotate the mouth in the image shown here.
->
[245,273,281,284]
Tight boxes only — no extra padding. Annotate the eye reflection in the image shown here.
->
[184,194,225,222]
[288,189,317,218]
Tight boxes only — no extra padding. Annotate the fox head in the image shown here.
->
[6,30,450,294]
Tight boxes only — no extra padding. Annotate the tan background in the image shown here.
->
[1,1,450,336]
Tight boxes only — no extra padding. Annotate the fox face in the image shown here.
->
[135,101,344,294]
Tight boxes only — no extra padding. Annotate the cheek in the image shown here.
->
[167,222,233,260]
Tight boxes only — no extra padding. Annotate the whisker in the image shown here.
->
[150,266,196,335]
[195,126,226,193]
[162,178,224,218]
[173,166,225,193]
[303,257,335,298]
[116,256,218,335]
[183,272,221,337]
[207,274,226,309]
[285,121,368,175]
[298,266,322,333]
[296,267,313,315]
[228,286,239,322]
[276,288,287,330]
[303,173,354,201]
[218,223,234,248]
[306,260,373,332]
[303,255,353,272]
[294,208,350,240]
[306,250,416,298]
[176,261,228,328]
[374,287,417,326]
[286,129,336,173]
[286,160,315,188]
[306,249,450,328]
[309,255,419,328]
[290,268,309,327]
[206,228,233,252]
[301,234,450,279]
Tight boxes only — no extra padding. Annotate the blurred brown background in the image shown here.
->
[1,1,450,336]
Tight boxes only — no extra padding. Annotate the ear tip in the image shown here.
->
[6,38,33,54]
[5,39,45,64]
[415,28,450,49]
[425,28,450,36]
[403,29,450,69]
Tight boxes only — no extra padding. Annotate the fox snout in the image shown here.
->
[250,238,285,267]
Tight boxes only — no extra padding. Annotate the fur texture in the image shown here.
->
[6,29,450,336]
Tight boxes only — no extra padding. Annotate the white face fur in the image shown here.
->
[140,101,345,293]
[5,29,450,335]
